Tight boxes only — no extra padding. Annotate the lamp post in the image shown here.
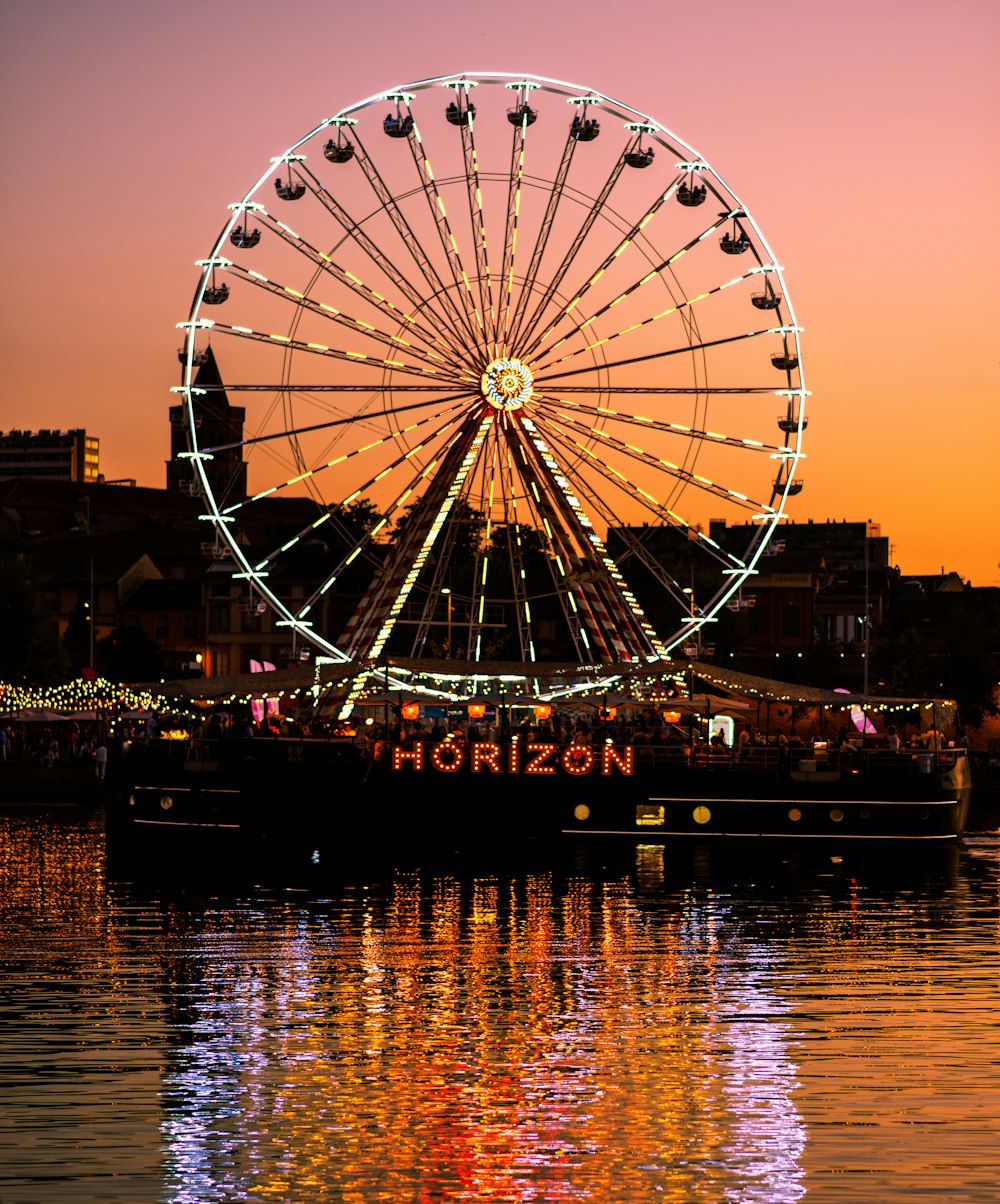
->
[441,588,452,659]
[88,554,94,670]
[78,495,95,670]
[863,527,870,697]
[682,586,699,656]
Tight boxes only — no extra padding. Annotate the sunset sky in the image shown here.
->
[2,0,997,585]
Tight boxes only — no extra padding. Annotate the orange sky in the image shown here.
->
[1,0,997,584]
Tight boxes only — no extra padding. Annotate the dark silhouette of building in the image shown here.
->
[708,517,889,571]
[167,346,247,502]
[0,429,100,482]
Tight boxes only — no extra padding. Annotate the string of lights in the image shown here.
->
[0,663,955,727]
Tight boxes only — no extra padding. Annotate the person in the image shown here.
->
[737,725,751,759]
[94,743,108,779]
[44,738,59,769]
[709,731,728,763]
[0,725,7,762]
[886,725,901,752]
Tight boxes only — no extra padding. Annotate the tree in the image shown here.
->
[0,552,67,682]
[872,597,1000,728]
[97,627,163,684]
[62,599,93,675]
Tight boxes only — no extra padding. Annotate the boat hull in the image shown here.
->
[107,740,973,855]
[562,751,972,841]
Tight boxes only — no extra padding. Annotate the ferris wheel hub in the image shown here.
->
[480,357,534,411]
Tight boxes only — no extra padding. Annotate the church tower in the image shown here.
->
[167,346,247,502]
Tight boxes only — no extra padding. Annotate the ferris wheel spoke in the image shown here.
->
[501,440,592,662]
[537,326,777,382]
[535,405,774,524]
[547,458,756,649]
[221,260,457,374]
[464,425,508,660]
[512,146,631,358]
[526,424,710,612]
[344,131,482,358]
[243,411,475,599]
[494,82,543,345]
[211,384,474,393]
[532,385,778,394]
[405,519,461,658]
[338,412,495,662]
[290,163,473,362]
[533,394,789,457]
[239,391,453,484]
[248,205,464,362]
[531,411,755,574]
[219,400,473,525]
[534,262,766,373]
[407,427,494,660]
[494,441,535,661]
[197,392,476,456]
[512,418,664,660]
[507,471,583,664]
[396,99,489,353]
[202,321,468,386]
[444,80,497,352]
[504,116,581,350]
[298,421,478,621]
[517,171,683,361]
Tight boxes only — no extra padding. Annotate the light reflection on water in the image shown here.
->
[0,810,998,1203]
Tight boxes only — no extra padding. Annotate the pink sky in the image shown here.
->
[2,0,998,584]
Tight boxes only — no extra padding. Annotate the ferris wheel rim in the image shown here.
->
[177,72,807,682]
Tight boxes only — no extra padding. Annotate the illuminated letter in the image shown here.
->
[430,742,464,773]
[601,744,635,776]
[561,745,596,776]
[392,744,425,772]
[508,738,521,773]
[525,742,558,775]
[471,742,503,773]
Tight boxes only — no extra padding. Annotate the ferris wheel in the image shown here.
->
[177,73,806,686]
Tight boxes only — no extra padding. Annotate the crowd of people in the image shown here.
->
[2,703,966,779]
[0,719,111,777]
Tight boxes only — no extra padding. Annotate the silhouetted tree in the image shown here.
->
[0,553,67,682]
[872,598,1000,727]
[98,627,163,684]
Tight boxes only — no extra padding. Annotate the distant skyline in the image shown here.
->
[1,0,997,584]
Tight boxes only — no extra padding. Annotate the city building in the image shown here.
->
[3,471,991,684]
[166,346,247,502]
[709,517,889,571]
[0,429,100,482]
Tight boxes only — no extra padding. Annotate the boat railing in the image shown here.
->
[118,733,968,781]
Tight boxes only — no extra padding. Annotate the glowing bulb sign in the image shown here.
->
[391,741,634,776]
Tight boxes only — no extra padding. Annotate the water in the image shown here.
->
[1,804,998,1203]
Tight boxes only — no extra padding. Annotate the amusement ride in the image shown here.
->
[175,73,807,711]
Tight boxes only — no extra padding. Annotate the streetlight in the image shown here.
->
[863,526,870,697]
[77,495,94,670]
[682,586,699,656]
[441,588,452,659]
